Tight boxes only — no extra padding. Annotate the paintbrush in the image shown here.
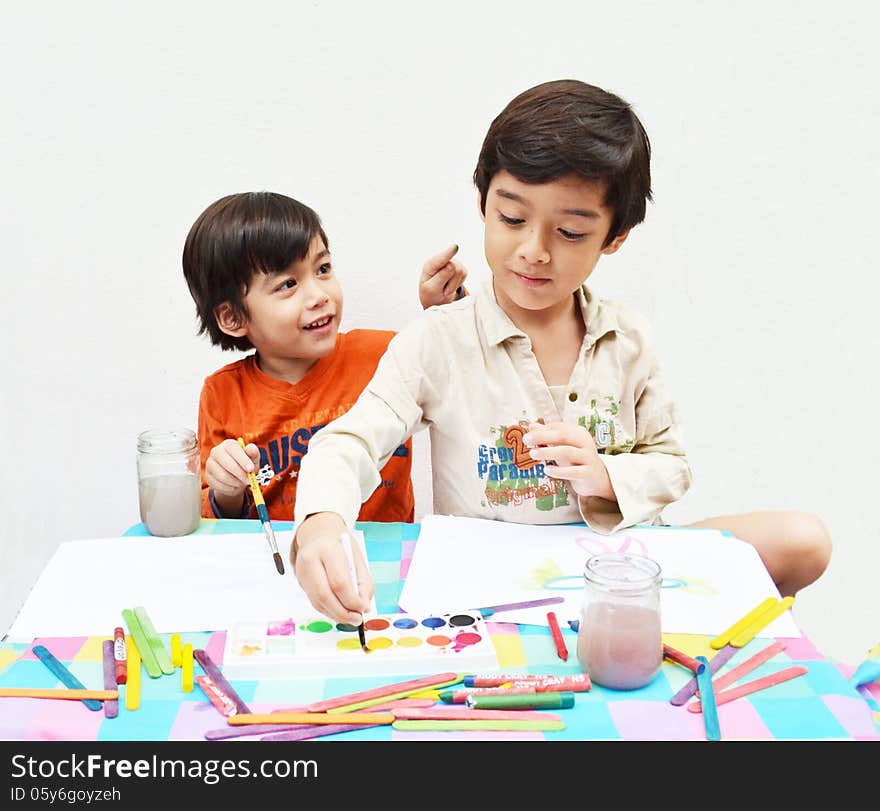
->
[237,438,284,575]
[340,531,368,652]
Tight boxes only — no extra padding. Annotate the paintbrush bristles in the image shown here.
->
[273,552,285,575]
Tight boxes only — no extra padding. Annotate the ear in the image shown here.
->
[601,229,630,256]
[214,302,248,338]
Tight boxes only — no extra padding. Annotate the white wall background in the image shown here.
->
[2,1,878,664]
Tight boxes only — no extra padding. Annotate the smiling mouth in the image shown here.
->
[303,315,333,330]
[514,272,550,285]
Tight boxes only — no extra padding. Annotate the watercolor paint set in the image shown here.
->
[220,610,499,679]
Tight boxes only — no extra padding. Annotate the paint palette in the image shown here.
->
[220,611,499,679]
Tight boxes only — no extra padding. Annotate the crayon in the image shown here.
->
[547,611,569,661]
[663,643,705,674]
[509,677,592,693]
[466,691,575,710]
[464,673,592,690]
[438,686,537,704]
[113,627,127,684]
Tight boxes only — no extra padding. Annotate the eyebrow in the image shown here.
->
[495,188,601,220]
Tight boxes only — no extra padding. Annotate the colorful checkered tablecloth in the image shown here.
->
[1,520,877,741]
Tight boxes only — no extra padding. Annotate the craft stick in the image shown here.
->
[125,635,141,711]
[477,596,565,618]
[306,671,460,713]
[669,644,737,706]
[392,719,565,732]
[113,627,127,684]
[261,723,386,742]
[324,674,464,714]
[171,634,182,668]
[32,644,102,711]
[206,724,312,741]
[663,643,705,674]
[730,597,795,648]
[710,597,779,650]
[181,643,194,692]
[0,688,118,700]
[122,609,161,678]
[196,675,239,718]
[271,697,434,713]
[709,641,786,693]
[229,712,394,726]
[688,665,809,712]
[392,707,563,722]
[193,648,250,715]
[101,640,119,718]
[694,656,721,741]
[133,607,175,675]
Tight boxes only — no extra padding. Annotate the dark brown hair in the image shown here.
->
[474,79,652,246]
[182,191,328,351]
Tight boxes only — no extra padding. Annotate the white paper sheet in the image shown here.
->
[398,515,801,638]
[4,530,372,642]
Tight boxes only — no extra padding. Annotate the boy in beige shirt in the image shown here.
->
[292,80,831,623]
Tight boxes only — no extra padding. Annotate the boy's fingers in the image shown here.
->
[422,244,459,277]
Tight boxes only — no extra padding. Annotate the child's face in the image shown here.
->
[481,171,627,320]
[235,236,343,374]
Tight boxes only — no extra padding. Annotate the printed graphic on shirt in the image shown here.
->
[477,421,569,512]
[578,395,633,454]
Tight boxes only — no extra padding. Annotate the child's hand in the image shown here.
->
[522,421,616,501]
[292,512,374,624]
[205,438,260,516]
[419,244,468,308]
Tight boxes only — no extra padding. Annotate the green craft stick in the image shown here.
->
[326,675,464,714]
[392,719,565,732]
[134,606,175,675]
[122,609,162,678]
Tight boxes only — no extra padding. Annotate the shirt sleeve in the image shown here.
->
[578,345,692,534]
[295,317,443,527]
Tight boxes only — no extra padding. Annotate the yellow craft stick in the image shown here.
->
[171,634,182,668]
[125,635,141,711]
[710,597,779,649]
[181,643,194,692]
[0,688,118,700]
[730,596,795,648]
[229,712,394,726]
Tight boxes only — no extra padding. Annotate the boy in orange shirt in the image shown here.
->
[182,191,465,521]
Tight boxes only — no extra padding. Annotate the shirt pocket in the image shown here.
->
[577,394,635,455]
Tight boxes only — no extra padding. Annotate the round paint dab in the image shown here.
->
[393,617,418,630]
[453,631,482,651]
[337,637,363,651]
[448,613,476,627]
[366,636,393,651]
[302,620,334,633]
[364,618,391,631]
[421,616,446,629]
[396,636,422,648]
[336,623,358,633]
[426,634,452,647]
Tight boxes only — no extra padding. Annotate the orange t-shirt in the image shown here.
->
[197,330,414,523]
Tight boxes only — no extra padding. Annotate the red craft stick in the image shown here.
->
[710,641,786,693]
[547,612,569,661]
[688,665,808,712]
[663,643,704,674]
[306,672,459,713]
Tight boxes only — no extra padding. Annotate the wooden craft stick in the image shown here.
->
[710,597,779,650]
[709,641,786,693]
[32,644,102,711]
[206,724,312,741]
[122,609,161,678]
[171,634,182,668]
[181,643,194,692]
[0,688,118,700]
[306,671,460,713]
[101,640,119,718]
[133,607,175,675]
[669,644,737,706]
[325,674,464,714]
[271,697,434,714]
[694,656,721,741]
[261,723,386,742]
[125,635,141,711]
[688,665,809,712]
[392,707,562,722]
[193,648,250,715]
[229,712,394,726]
[392,719,565,732]
[730,597,795,648]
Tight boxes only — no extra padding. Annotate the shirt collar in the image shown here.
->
[476,277,620,347]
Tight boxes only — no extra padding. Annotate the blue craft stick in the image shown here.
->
[849,659,880,689]
[32,644,102,711]
[695,655,721,741]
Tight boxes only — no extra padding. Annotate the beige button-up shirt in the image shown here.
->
[295,279,692,533]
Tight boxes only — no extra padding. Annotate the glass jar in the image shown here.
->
[576,552,662,690]
[136,428,201,537]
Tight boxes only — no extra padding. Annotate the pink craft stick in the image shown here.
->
[392,707,562,722]
[708,641,786,694]
[306,671,459,713]
[688,665,808,713]
[260,723,385,742]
